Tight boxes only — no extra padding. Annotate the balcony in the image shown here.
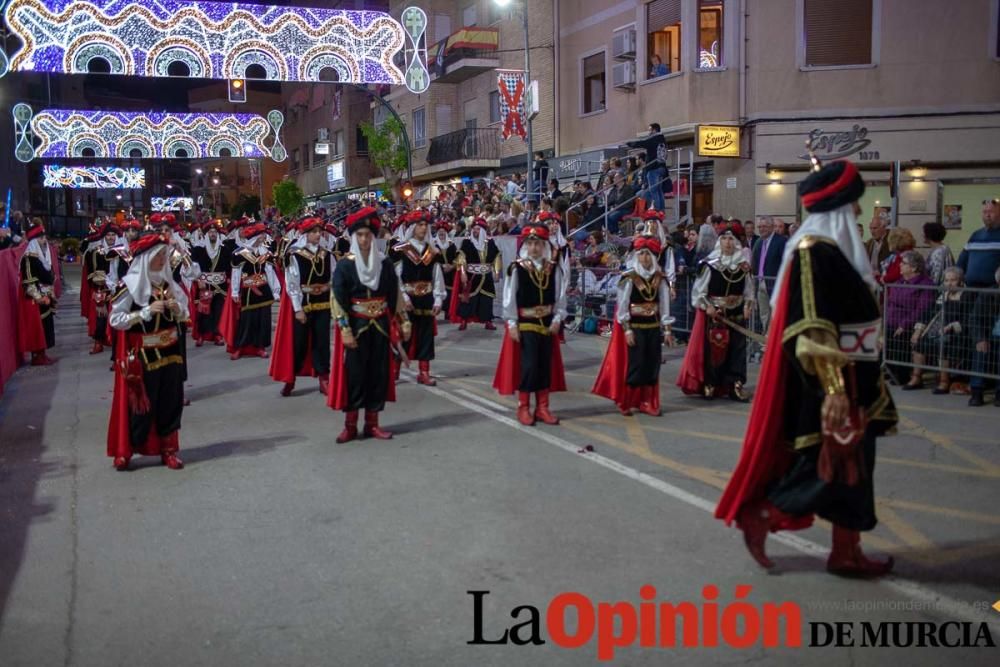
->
[429,28,500,84]
[426,128,499,166]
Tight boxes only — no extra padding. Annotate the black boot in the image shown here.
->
[968,389,985,407]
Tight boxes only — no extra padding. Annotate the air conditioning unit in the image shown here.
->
[612,29,636,60]
[612,61,636,89]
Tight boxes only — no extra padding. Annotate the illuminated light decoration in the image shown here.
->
[699,41,720,69]
[13,105,286,162]
[151,196,194,211]
[42,165,146,189]
[2,0,413,88]
[399,6,429,94]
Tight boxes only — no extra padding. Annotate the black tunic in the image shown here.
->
[332,255,400,412]
[457,238,501,323]
[287,246,333,375]
[767,237,898,531]
[510,259,558,392]
[698,260,749,388]
[190,243,231,339]
[621,270,666,386]
[232,248,276,350]
[391,241,442,361]
[20,252,56,349]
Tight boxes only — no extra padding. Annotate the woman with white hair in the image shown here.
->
[107,234,190,471]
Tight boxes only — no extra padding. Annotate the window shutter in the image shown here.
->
[804,0,873,67]
[583,53,605,78]
[647,0,682,30]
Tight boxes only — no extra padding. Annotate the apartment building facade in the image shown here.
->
[557,0,1000,248]
[381,0,556,194]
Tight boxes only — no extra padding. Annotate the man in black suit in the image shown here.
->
[750,216,787,332]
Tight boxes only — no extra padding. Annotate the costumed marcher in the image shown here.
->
[327,207,410,442]
[228,223,281,359]
[83,220,121,354]
[715,158,897,577]
[431,219,457,318]
[18,220,58,366]
[541,211,570,342]
[107,234,189,470]
[676,222,754,401]
[451,217,502,330]
[79,221,102,319]
[592,233,674,415]
[390,212,447,386]
[190,219,231,346]
[270,217,332,396]
[492,224,567,426]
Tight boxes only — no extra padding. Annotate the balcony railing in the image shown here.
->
[426,128,499,166]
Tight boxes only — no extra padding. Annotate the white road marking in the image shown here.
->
[405,373,1000,633]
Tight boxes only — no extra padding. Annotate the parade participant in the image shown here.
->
[107,234,189,471]
[493,224,567,426]
[715,158,897,577]
[327,207,410,442]
[676,223,754,401]
[592,234,674,415]
[83,220,121,354]
[270,217,332,396]
[640,209,678,287]
[190,219,231,346]
[391,212,447,386]
[17,220,58,366]
[228,223,280,359]
[79,221,102,318]
[431,219,457,318]
[451,217,502,330]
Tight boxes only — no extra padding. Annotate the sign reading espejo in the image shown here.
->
[698,125,741,158]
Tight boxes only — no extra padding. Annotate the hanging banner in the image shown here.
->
[332,88,343,121]
[497,69,527,142]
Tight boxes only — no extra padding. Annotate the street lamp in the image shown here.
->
[494,0,534,201]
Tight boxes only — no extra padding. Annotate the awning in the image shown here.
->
[445,27,499,54]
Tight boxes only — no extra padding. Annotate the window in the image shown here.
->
[312,139,327,165]
[486,1,506,25]
[436,104,453,134]
[803,0,873,67]
[333,130,345,157]
[356,126,369,156]
[489,91,501,124]
[291,148,300,172]
[646,0,681,78]
[413,107,426,148]
[698,0,724,68]
[434,14,452,43]
[463,4,477,27]
[303,144,311,169]
[582,52,606,114]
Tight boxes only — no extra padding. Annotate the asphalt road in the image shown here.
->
[0,266,997,666]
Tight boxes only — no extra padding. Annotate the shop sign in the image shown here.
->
[697,125,741,158]
[800,124,879,161]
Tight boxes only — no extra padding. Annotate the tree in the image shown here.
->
[230,194,261,220]
[360,117,409,202]
[272,179,305,217]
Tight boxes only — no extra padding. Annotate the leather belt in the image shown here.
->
[140,328,179,349]
[351,297,387,319]
[202,272,226,285]
[710,295,743,308]
[404,281,433,296]
[629,302,659,317]
[241,273,267,289]
[301,283,331,296]
[518,304,553,319]
[465,263,491,275]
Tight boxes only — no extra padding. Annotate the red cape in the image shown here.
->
[80,261,91,317]
[326,322,398,411]
[492,325,567,395]
[218,295,241,353]
[447,270,463,323]
[187,282,201,342]
[713,271,812,531]
[269,296,316,383]
[16,285,47,355]
[675,309,727,397]
[591,322,660,412]
[107,329,177,459]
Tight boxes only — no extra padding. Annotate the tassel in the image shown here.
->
[124,351,151,415]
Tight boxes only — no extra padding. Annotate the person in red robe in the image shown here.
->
[493,223,567,425]
[107,233,189,471]
[592,233,674,415]
[715,158,897,577]
[18,220,57,366]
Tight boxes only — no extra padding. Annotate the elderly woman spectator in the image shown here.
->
[923,222,955,285]
[880,227,917,284]
[906,266,976,393]
[886,250,935,383]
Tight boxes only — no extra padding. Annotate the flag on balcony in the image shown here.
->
[497,70,527,142]
[444,27,499,54]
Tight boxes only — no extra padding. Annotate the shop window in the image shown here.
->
[489,91,501,124]
[582,52,606,114]
[803,0,874,67]
[646,0,681,78]
[413,107,426,148]
[698,0,724,68]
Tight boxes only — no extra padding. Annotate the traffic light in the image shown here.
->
[228,79,246,103]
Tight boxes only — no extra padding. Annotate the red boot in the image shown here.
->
[638,386,661,416]
[113,456,130,471]
[363,411,393,439]
[737,499,776,569]
[161,433,183,469]
[534,390,560,425]
[458,320,468,331]
[280,381,295,397]
[195,338,204,348]
[827,525,894,577]
[318,377,329,396]
[517,392,535,426]
[230,350,242,361]
[257,349,269,359]
[214,336,225,346]
[336,411,359,443]
[31,352,57,366]
[484,321,496,330]
[417,360,436,386]
[89,341,104,355]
